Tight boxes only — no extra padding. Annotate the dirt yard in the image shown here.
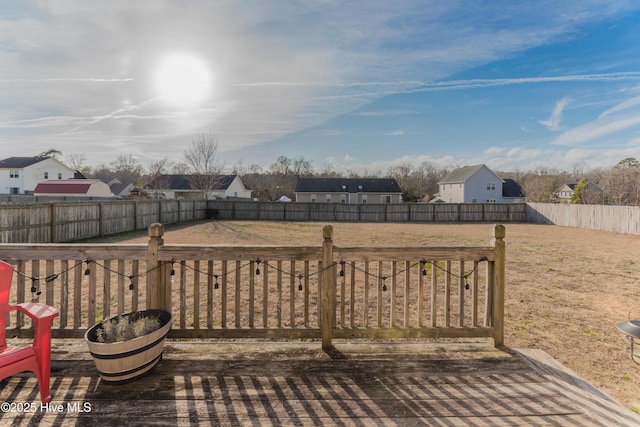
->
[106,220,640,411]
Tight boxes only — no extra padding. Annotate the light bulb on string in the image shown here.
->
[129,275,135,290]
[170,260,175,276]
[84,259,92,276]
[214,275,219,290]
[255,259,261,275]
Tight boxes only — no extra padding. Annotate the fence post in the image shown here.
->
[491,224,506,347]
[147,223,170,312]
[321,225,335,350]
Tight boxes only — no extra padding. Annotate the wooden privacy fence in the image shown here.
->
[209,200,526,223]
[0,199,209,243]
[0,223,506,348]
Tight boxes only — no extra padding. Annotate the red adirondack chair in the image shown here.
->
[0,260,59,403]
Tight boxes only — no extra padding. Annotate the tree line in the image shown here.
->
[42,138,640,205]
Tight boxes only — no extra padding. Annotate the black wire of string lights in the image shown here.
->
[13,259,165,296]
[9,255,490,298]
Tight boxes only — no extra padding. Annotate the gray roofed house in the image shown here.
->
[434,164,525,203]
[145,174,251,200]
[295,178,402,204]
[0,156,78,195]
[555,181,603,204]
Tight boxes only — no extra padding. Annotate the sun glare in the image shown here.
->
[155,53,211,105]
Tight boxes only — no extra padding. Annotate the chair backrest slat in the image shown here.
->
[0,261,15,350]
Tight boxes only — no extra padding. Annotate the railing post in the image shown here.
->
[491,224,506,347]
[147,223,170,312]
[321,225,335,350]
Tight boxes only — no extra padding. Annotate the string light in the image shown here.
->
[170,260,175,276]
[30,278,40,296]
[9,256,488,299]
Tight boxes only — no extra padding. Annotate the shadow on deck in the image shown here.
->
[1,340,638,426]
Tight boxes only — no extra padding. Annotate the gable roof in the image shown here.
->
[33,179,101,194]
[146,174,238,191]
[560,181,603,193]
[295,178,401,193]
[0,156,50,169]
[502,179,525,198]
[439,164,491,184]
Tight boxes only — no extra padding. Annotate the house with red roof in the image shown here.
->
[0,156,79,195]
[33,179,113,198]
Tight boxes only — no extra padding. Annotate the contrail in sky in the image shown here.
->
[61,97,159,135]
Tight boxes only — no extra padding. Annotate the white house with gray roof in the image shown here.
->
[435,164,525,203]
[295,178,402,204]
[0,156,78,195]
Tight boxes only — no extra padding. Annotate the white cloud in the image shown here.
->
[539,97,572,131]
[387,130,405,136]
[553,115,640,146]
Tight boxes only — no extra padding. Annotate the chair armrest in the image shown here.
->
[11,303,59,322]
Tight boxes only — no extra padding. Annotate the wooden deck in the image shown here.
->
[1,340,639,426]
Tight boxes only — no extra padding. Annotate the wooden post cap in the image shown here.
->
[323,225,333,240]
[148,223,164,238]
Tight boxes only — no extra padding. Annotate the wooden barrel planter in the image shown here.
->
[84,309,172,383]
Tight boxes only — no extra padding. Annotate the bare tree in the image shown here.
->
[145,158,171,189]
[270,156,292,175]
[111,154,144,186]
[184,131,224,198]
[66,153,92,177]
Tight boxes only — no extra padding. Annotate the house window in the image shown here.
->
[44,172,49,179]
[471,198,477,203]
[362,195,367,204]
[58,173,62,179]
[9,187,19,194]
[486,183,496,191]
[340,194,346,203]
[326,195,331,203]
[311,194,316,203]
[486,199,496,203]
[9,170,19,178]
[383,195,391,204]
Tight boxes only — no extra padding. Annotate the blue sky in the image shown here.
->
[1,1,640,174]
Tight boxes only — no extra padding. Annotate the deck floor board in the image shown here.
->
[1,341,637,426]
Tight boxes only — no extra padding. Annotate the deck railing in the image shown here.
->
[0,223,505,348]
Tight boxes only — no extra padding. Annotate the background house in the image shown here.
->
[101,178,135,198]
[0,156,77,195]
[295,178,402,204]
[33,179,113,198]
[435,164,525,203]
[145,174,252,200]
[555,181,604,204]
